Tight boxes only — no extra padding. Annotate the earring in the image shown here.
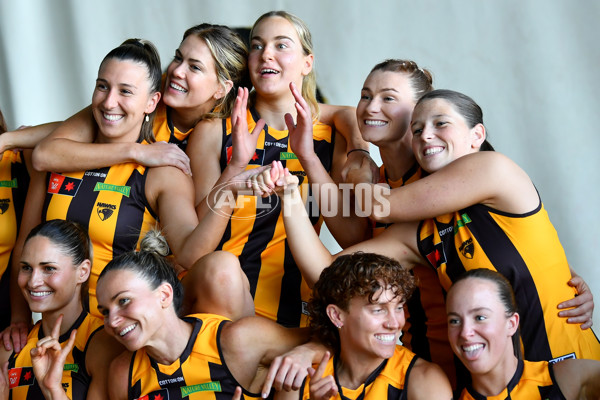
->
[145,114,149,122]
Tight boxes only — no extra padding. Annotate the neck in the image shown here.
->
[144,316,193,365]
[336,347,385,390]
[254,92,299,131]
[472,354,519,396]
[41,298,84,338]
[378,143,416,182]
[169,106,207,133]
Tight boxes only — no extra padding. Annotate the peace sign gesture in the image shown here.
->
[30,315,75,400]
[307,352,337,400]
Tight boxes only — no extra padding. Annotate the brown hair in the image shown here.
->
[308,252,415,354]
[370,59,434,101]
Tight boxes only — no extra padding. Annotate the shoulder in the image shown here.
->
[108,350,133,399]
[86,328,125,375]
[407,357,452,393]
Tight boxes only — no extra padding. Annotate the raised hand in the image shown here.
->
[307,352,337,400]
[30,315,76,399]
[248,161,298,198]
[345,155,376,186]
[286,82,317,162]
[230,87,265,169]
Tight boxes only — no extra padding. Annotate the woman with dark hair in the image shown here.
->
[447,268,600,399]
[94,231,320,400]
[0,219,122,399]
[5,39,249,355]
[259,89,600,377]
[300,252,452,399]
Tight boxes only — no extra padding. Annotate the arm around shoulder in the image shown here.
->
[107,351,132,400]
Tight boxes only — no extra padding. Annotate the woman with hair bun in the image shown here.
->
[95,230,321,400]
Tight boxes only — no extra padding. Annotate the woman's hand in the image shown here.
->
[134,141,191,176]
[30,315,75,400]
[286,82,318,163]
[230,87,265,169]
[558,273,594,329]
[307,352,337,400]
[247,161,298,198]
[1,322,30,353]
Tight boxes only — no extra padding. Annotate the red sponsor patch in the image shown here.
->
[47,173,82,197]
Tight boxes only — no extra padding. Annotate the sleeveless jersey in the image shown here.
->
[372,164,456,385]
[417,201,600,362]
[217,107,335,327]
[128,313,261,400]
[300,346,418,400]
[42,163,157,315]
[7,311,103,400]
[0,150,29,277]
[458,360,565,400]
[153,102,191,151]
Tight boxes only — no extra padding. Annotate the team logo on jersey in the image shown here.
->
[549,352,576,364]
[0,199,9,214]
[425,242,447,269]
[0,178,17,188]
[8,367,35,388]
[47,173,82,197]
[136,388,169,400]
[94,182,131,197]
[459,238,474,259]
[96,202,117,221]
[180,381,222,396]
[225,146,265,165]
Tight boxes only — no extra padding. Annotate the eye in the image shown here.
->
[250,43,263,51]
[435,121,447,127]
[448,317,461,326]
[118,297,130,307]
[475,315,487,322]
[360,94,371,101]
[44,266,57,273]
[95,83,108,91]
[19,264,32,273]
[384,96,396,102]
[190,64,202,72]
[412,128,423,136]
[277,43,288,49]
[172,54,182,62]
[120,89,133,95]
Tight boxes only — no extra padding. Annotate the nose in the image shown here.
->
[365,98,381,114]
[385,312,401,330]
[102,89,119,110]
[171,61,185,79]
[105,309,122,329]
[29,269,43,287]
[459,321,474,338]
[261,45,274,61]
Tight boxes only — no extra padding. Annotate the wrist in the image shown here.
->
[346,148,370,157]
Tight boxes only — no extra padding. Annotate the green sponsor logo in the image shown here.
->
[279,152,297,160]
[180,381,221,397]
[93,182,131,197]
[0,179,17,188]
[63,363,79,372]
[454,213,472,233]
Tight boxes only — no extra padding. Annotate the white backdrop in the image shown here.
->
[1,0,598,328]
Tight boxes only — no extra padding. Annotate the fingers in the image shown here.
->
[232,386,242,400]
[313,351,330,379]
[2,323,31,353]
[50,314,64,339]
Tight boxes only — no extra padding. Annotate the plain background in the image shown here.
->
[1,0,598,328]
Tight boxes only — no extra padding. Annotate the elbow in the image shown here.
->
[31,146,49,172]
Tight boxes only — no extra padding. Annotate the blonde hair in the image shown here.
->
[250,11,320,119]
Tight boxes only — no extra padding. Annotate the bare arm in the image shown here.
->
[406,358,453,400]
[372,151,539,223]
[553,358,600,400]
[32,106,190,174]
[107,351,131,400]
[0,122,59,153]
[86,330,126,400]
[3,151,44,352]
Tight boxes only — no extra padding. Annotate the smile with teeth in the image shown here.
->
[374,334,396,343]
[169,82,187,93]
[261,68,279,75]
[29,290,53,297]
[364,120,387,126]
[424,147,444,156]
[119,323,137,337]
[103,113,123,122]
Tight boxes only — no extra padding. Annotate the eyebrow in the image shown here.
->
[447,307,493,316]
[251,35,295,43]
[175,49,205,67]
[96,78,138,90]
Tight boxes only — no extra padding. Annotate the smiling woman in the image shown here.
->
[299,252,452,400]
[0,220,122,400]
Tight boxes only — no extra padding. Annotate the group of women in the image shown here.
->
[0,8,598,400]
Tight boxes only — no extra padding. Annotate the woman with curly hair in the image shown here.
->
[300,252,452,400]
